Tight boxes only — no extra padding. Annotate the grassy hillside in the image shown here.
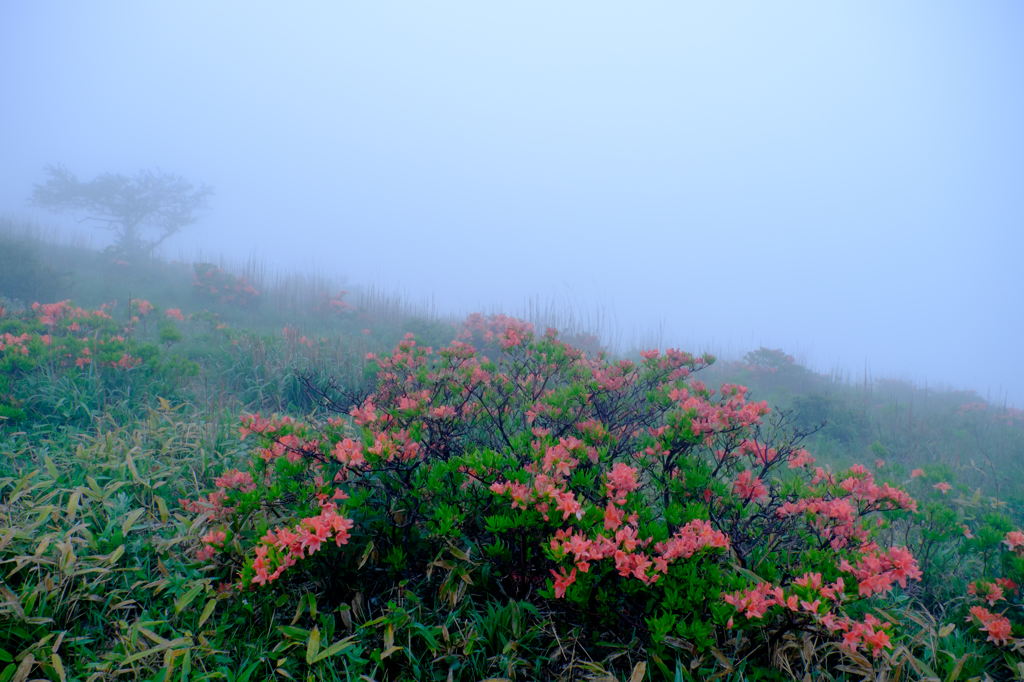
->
[1,221,1023,681]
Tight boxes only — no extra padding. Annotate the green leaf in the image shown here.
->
[107,544,125,565]
[175,583,205,615]
[237,661,262,682]
[305,626,320,664]
[122,508,146,537]
[44,455,59,480]
[729,562,766,584]
[155,496,170,524]
[198,598,217,628]
[277,626,309,640]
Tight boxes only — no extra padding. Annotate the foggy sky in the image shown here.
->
[2,2,1022,403]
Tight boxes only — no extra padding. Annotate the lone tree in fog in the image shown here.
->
[30,164,214,259]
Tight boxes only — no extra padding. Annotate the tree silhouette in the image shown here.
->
[31,164,214,258]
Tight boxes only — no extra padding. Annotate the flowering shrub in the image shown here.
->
[183,314,936,673]
[0,299,197,424]
[318,290,355,316]
[192,262,260,307]
[957,400,1024,426]
[454,312,535,360]
[133,298,155,316]
[1,301,120,379]
[953,520,1024,649]
[282,325,314,348]
[940,528,1024,651]
[877,463,1024,655]
[128,298,159,334]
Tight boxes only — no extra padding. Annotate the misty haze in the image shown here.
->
[2,3,1023,679]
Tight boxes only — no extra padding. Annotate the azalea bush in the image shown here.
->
[0,299,196,424]
[11,226,1024,679]
[966,529,1024,646]
[192,262,260,308]
[923,484,1024,651]
[318,289,355,316]
[864,461,1024,666]
[456,311,603,358]
[182,315,951,676]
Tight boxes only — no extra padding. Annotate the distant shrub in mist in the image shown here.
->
[0,236,71,304]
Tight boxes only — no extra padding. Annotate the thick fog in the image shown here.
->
[2,2,1022,402]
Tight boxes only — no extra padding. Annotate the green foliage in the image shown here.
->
[0,402,26,423]
[3,230,1024,680]
[0,236,70,303]
[792,392,865,444]
[0,301,200,426]
[158,319,184,345]
[182,326,970,678]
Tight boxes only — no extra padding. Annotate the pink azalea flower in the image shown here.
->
[551,567,577,598]
[733,470,768,501]
[1004,530,1024,552]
